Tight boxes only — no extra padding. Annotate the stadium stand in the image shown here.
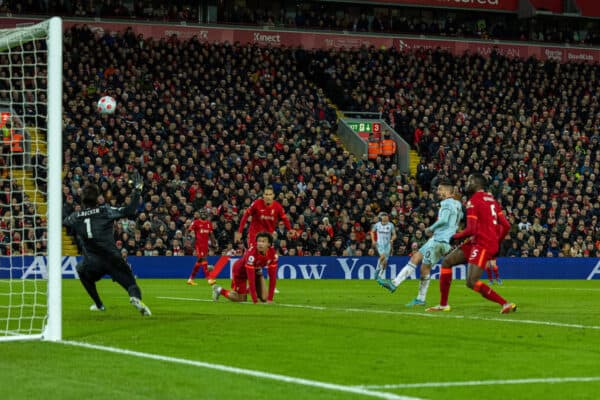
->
[311,46,600,258]
[41,24,600,258]
[60,25,411,257]
[2,2,599,258]
[5,0,600,44]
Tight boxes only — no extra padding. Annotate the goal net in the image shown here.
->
[0,18,62,341]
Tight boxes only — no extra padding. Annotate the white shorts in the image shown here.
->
[419,239,451,266]
[377,243,391,258]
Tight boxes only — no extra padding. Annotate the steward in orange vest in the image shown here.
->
[11,131,24,153]
[368,140,381,160]
[380,138,397,156]
[10,130,24,166]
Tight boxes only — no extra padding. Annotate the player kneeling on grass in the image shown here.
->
[213,232,278,303]
[63,172,151,316]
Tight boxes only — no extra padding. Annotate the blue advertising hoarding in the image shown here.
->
[1,256,600,280]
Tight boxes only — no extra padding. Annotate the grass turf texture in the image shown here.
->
[1,279,599,400]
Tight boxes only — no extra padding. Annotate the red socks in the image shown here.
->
[439,267,506,307]
[189,261,209,280]
[473,281,506,305]
[189,262,201,279]
[439,267,453,306]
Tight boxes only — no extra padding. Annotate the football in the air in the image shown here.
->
[97,96,117,114]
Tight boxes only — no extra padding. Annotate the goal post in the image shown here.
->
[0,17,62,342]
[46,16,63,342]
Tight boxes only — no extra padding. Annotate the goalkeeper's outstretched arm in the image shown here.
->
[107,171,144,220]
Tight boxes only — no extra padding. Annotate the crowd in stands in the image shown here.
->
[5,1,600,46]
[1,18,599,258]
[312,45,600,257]
[61,25,394,258]
[0,36,49,256]
[54,24,600,259]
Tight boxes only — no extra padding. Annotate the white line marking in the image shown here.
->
[499,286,600,292]
[158,296,600,330]
[357,377,600,389]
[59,340,423,400]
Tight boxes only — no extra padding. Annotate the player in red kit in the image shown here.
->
[486,259,502,285]
[186,211,217,286]
[235,186,292,247]
[212,232,278,303]
[426,173,516,314]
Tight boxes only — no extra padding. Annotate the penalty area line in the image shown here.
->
[59,340,423,400]
[357,376,600,389]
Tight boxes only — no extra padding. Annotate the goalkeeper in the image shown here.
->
[63,171,151,316]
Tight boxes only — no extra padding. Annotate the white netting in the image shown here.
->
[0,21,52,339]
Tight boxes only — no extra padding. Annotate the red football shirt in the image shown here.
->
[238,199,291,245]
[453,191,510,255]
[243,245,278,270]
[189,219,213,250]
[239,245,278,303]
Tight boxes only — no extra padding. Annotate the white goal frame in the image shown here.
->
[0,17,62,342]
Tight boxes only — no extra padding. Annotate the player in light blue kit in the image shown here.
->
[378,180,463,306]
[371,212,397,279]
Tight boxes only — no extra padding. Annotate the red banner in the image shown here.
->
[0,17,598,64]
[336,0,518,11]
[574,0,600,17]
[58,21,600,64]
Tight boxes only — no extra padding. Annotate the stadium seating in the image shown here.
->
[7,0,600,44]
[56,25,600,258]
[312,46,600,258]
[1,5,598,258]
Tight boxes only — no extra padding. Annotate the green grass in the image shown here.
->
[1,279,600,400]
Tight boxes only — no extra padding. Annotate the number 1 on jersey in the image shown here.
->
[84,217,93,238]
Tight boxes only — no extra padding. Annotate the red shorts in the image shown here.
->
[461,243,493,269]
[195,246,209,258]
[231,258,248,294]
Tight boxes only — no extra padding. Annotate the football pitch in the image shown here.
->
[1,279,599,400]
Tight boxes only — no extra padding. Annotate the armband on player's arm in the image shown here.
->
[245,265,259,303]
[267,261,277,302]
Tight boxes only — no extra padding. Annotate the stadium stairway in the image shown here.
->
[409,149,420,177]
[325,98,419,177]
[15,128,79,256]
[323,97,354,155]
[61,228,79,255]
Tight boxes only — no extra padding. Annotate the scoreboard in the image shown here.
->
[347,121,382,139]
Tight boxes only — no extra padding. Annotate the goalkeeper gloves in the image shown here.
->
[128,170,144,191]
